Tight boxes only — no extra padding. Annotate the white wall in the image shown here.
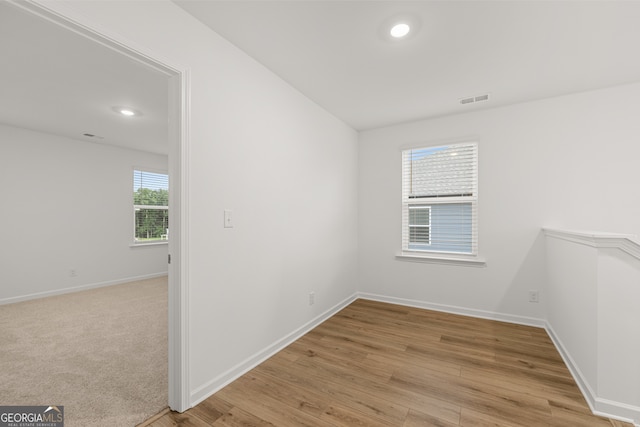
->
[358,82,640,323]
[545,234,598,394]
[26,0,638,417]
[0,124,168,304]
[35,0,359,405]
[545,230,640,425]
[598,249,640,410]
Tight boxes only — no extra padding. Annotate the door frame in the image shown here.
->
[10,0,191,412]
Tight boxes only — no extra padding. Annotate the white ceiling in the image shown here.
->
[0,2,169,155]
[175,0,640,131]
[2,1,640,154]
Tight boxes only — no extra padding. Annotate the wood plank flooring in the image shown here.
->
[141,299,632,426]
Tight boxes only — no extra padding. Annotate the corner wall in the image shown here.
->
[35,0,359,405]
[545,229,640,425]
[358,82,640,323]
[0,123,168,303]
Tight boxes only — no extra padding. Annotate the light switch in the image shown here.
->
[224,209,233,228]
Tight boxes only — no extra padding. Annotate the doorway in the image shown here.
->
[1,0,188,414]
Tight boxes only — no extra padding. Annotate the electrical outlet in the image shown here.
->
[309,292,315,306]
[69,269,77,277]
[224,209,233,228]
[528,290,539,303]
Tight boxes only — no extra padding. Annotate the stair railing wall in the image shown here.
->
[543,228,640,426]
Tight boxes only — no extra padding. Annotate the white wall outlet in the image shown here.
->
[69,269,77,277]
[528,290,539,303]
[309,291,315,306]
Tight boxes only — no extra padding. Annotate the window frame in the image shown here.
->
[400,142,481,261]
[132,168,169,246]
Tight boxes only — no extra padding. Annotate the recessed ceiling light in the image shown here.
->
[111,106,142,117]
[390,23,411,38]
[379,15,421,42]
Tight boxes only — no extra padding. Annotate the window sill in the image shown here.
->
[130,241,168,248]
[396,252,486,267]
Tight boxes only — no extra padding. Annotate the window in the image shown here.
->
[133,169,168,244]
[401,142,477,255]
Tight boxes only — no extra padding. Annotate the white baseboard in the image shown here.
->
[362,293,639,425]
[546,322,640,427]
[545,323,598,409]
[357,292,546,328]
[187,290,639,426]
[593,400,640,427]
[189,292,358,407]
[0,272,168,306]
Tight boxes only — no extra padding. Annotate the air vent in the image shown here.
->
[83,133,104,139]
[459,93,490,105]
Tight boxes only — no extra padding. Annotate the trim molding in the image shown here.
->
[189,291,545,407]
[395,253,487,267]
[0,272,168,306]
[368,291,638,425]
[545,322,597,410]
[189,293,359,406]
[546,322,640,426]
[20,0,192,412]
[543,228,640,261]
[544,227,640,426]
[186,288,640,425]
[357,292,545,328]
[12,0,181,77]
[168,68,191,412]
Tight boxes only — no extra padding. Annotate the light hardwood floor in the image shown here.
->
[141,299,632,426]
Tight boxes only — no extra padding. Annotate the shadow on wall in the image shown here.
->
[495,230,547,324]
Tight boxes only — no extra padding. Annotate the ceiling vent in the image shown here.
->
[459,93,490,105]
[83,133,104,139]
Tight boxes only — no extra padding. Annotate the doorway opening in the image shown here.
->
[3,0,190,414]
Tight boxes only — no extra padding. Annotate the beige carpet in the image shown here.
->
[0,276,168,427]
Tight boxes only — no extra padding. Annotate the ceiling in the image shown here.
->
[2,1,640,155]
[175,0,640,131]
[0,2,169,155]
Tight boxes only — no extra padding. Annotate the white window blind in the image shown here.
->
[401,142,478,255]
[133,169,169,243]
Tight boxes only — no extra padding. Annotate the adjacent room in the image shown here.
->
[1,1,639,426]
[0,2,171,425]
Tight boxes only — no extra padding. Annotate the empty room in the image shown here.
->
[1,1,639,427]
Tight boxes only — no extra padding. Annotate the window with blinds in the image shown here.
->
[133,169,169,244]
[401,142,478,255]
